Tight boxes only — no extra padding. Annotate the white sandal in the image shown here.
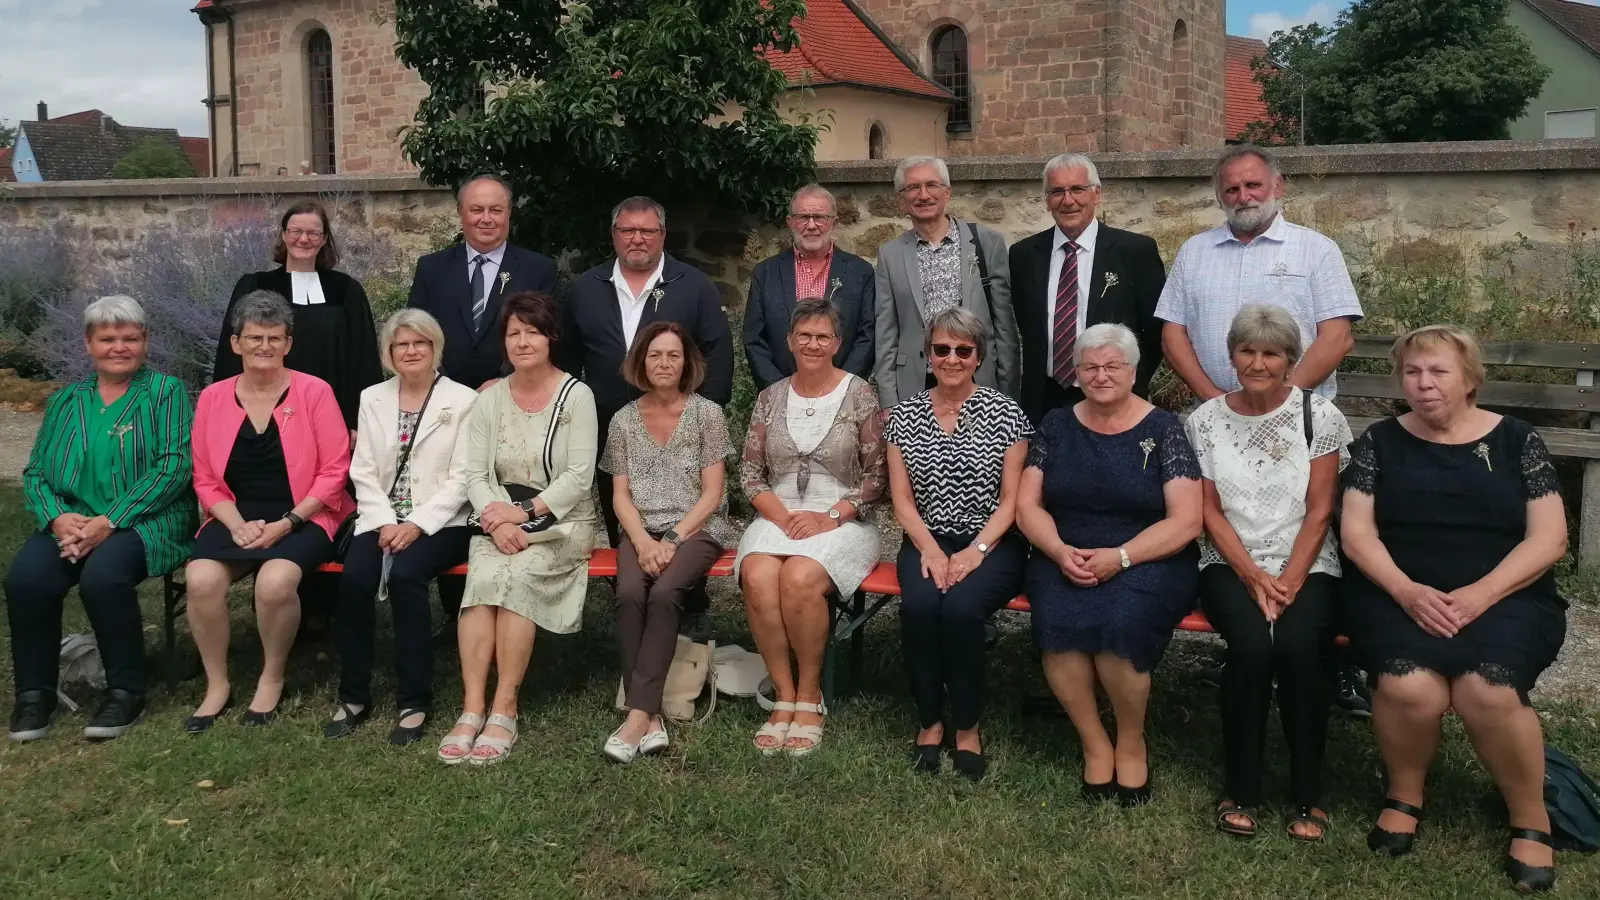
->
[468,713,518,765]
[784,700,827,757]
[437,712,485,765]
[753,701,796,755]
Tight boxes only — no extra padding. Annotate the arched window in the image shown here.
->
[931,26,971,133]
[868,123,885,160]
[307,29,336,174]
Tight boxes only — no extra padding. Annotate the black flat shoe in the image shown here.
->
[911,742,942,774]
[1366,798,1424,856]
[388,707,430,746]
[1504,828,1557,893]
[322,702,369,739]
[8,689,57,742]
[1081,779,1118,803]
[243,704,280,727]
[952,749,987,782]
[184,691,234,734]
[1117,782,1152,808]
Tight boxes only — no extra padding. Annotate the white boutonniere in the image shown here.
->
[109,422,133,451]
[827,277,842,302]
[1271,262,1289,277]
[650,287,666,312]
[436,407,453,426]
[1475,442,1492,471]
[1140,437,1156,469]
[280,407,295,424]
[558,408,572,426]
[1101,271,1120,298]
[498,271,511,291]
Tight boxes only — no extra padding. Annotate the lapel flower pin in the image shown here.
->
[1272,261,1289,277]
[650,287,666,312]
[1140,437,1157,469]
[1475,442,1493,471]
[436,407,453,425]
[498,271,511,291]
[827,277,842,302]
[1101,271,1120,298]
[109,422,133,452]
[280,407,295,424]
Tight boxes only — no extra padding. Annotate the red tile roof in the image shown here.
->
[765,0,952,101]
[0,146,14,183]
[47,109,109,127]
[180,136,211,176]
[1524,0,1600,57]
[1225,36,1273,140]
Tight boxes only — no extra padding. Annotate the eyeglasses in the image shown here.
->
[614,227,664,238]
[793,331,837,345]
[1046,185,1098,202]
[1077,362,1129,377]
[392,340,433,354]
[931,343,976,360]
[239,334,287,349]
[897,181,947,196]
[788,214,835,225]
[284,228,325,240]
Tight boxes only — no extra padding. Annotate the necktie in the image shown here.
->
[1052,240,1080,387]
[470,254,489,332]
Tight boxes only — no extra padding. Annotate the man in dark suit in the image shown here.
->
[744,184,874,390]
[406,174,559,389]
[1010,153,1166,425]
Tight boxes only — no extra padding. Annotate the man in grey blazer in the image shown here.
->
[873,156,1017,408]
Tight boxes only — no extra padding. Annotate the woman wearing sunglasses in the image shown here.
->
[883,308,1032,781]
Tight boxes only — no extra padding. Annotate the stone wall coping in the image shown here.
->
[3,140,1597,201]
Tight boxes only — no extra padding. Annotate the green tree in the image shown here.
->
[392,0,818,262]
[0,120,15,150]
[111,139,195,179]
[1242,0,1549,145]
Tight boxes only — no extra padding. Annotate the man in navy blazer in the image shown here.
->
[407,175,558,389]
[744,184,875,391]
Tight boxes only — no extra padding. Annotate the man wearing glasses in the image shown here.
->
[743,184,876,391]
[1009,153,1167,425]
[873,156,1017,410]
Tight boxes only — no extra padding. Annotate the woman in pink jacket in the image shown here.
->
[184,290,353,732]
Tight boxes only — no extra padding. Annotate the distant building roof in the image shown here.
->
[765,0,953,101]
[1225,36,1272,140]
[1523,0,1600,57]
[47,109,110,126]
[0,146,14,183]
[19,117,191,181]
[180,136,211,177]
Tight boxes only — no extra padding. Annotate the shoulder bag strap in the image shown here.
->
[541,376,581,485]
[389,375,442,496]
[966,222,997,327]
[1302,387,1315,449]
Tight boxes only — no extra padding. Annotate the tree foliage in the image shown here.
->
[110,139,195,180]
[392,0,818,263]
[0,120,15,151]
[1242,0,1549,145]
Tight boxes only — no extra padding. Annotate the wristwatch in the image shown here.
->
[974,541,991,556]
[662,529,682,545]
[1118,546,1131,569]
[281,511,306,531]
[828,508,842,522]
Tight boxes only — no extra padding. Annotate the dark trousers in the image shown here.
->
[1198,565,1339,808]
[335,526,472,711]
[897,530,1026,731]
[5,530,148,697]
[615,531,723,715]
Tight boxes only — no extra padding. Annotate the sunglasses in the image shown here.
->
[931,343,976,360]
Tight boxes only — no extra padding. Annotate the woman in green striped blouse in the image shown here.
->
[6,296,195,743]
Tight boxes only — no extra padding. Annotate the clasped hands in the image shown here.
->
[479,500,533,555]
[1053,544,1125,587]
[920,546,986,591]
[635,535,678,578]
[226,516,293,550]
[50,513,116,562]
[1395,579,1495,638]
[772,510,840,541]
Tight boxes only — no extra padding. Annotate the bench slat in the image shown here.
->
[1337,373,1600,413]
[1349,336,1600,369]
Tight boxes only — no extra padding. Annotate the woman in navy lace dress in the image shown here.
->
[1342,327,1568,893]
[1017,324,1202,807]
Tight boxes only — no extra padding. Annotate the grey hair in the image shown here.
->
[611,195,667,230]
[230,290,295,337]
[923,307,989,365]
[83,294,147,336]
[789,183,837,215]
[1042,153,1102,192]
[379,308,447,376]
[788,297,842,337]
[1074,322,1141,368]
[1213,143,1282,195]
[1226,304,1303,367]
[456,173,514,208]
[893,155,950,191]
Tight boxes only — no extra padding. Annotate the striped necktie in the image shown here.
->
[1052,240,1080,387]
[470,254,489,332]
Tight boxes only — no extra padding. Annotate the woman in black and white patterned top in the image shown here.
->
[884,307,1032,782]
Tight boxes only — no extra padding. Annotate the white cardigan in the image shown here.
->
[350,375,481,536]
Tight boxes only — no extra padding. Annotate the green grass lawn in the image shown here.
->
[2,483,1599,899]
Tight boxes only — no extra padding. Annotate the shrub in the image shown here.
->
[0,224,74,377]
[111,139,196,180]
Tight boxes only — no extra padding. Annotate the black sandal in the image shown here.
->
[1286,806,1330,844]
[388,707,430,746]
[1367,798,1423,856]
[322,702,369,739]
[1215,800,1258,838]
[1504,828,1557,893]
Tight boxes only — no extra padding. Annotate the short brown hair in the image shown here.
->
[497,291,562,362]
[270,201,340,270]
[1390,324,1486,397]
[622,321,705,393]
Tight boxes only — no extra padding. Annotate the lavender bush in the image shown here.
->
[0,224,74,376]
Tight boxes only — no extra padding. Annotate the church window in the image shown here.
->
[307,29,336,174]
[931,26,971,133]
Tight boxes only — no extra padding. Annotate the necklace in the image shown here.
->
[793,375,834,417]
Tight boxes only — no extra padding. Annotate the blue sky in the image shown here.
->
[1229,1,1347,40]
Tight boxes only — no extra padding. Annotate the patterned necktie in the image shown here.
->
[470,254,489,332]
[1052,240,1080,387]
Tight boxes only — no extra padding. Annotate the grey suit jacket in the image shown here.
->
[872,218,1017,407]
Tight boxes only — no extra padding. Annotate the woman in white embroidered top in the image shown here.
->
[1183,304,1351,843]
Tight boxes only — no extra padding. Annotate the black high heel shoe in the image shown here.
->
[1504,828,1557,893]
[1081,779,1118,803]
[1366,798,1424,856]
[184,691,234,734]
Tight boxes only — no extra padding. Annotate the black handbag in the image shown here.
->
[335,376,441,558]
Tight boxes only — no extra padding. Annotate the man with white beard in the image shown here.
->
[1155,145,1362,400]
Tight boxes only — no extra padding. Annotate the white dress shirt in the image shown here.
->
[289,270,326,306]
[611,256,666,350]
[464,242,507,307]
[1046,218,1097,384]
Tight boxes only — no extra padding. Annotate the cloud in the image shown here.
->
[1248,3,1338,41]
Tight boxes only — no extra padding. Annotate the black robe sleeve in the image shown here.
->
[211,272,257,385]
[337,274,384,429]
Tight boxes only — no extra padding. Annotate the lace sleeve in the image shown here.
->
[1344,427,1377,495]
[1520,427,1561,501]
[1310,395,1354,472]
[847,380,887,509]
[1026,410,1058,470]
[1159,413,1201,482]
[739,387,776,498]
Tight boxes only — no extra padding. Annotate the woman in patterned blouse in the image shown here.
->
[1342,326,1568,892]
[884,308,1032,781]
[327,309,479,745]
[1183,305,1351,842]
[598,322,734,764]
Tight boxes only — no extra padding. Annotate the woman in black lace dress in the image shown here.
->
[1342,326,1568,893]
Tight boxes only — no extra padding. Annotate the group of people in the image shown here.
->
[5,144,1571,891]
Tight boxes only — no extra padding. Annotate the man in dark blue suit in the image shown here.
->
[744,184,875,391]
[407,174,558,389]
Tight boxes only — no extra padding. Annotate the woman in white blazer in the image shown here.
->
[325,309,480,745]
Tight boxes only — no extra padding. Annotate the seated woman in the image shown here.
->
[1343,326,1568,892]
[6,296,194,742]
[884,308,1031,781]
[437,292,598,766]
[1184,305,1352,841]
[737,298,885,756]
[326,309,480,745]
[186,290,354,731]
[598,321,734,763]
[1016,323,1202,806]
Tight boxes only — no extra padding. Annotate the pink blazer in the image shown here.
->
[192,371,354,538]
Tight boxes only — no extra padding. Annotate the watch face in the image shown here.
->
[828,509,841,519]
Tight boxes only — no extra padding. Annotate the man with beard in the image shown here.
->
[1156,145,1361,401]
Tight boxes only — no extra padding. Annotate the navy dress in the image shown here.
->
[1025,406,1201,672]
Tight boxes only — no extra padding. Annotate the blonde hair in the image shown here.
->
[1390,324,1486,397]
[379,308,447,375]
